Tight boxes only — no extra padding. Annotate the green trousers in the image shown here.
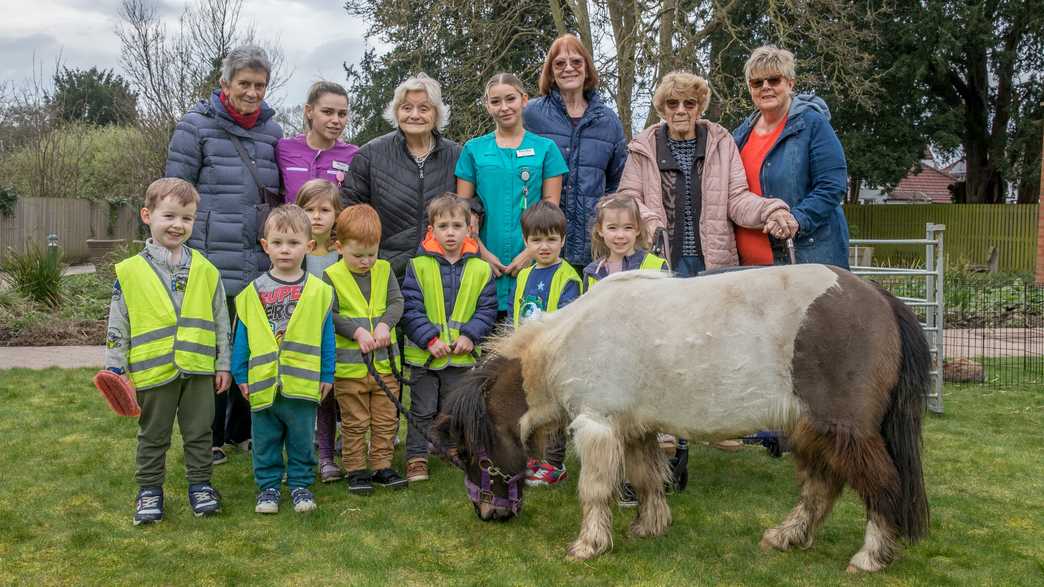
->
[135,375,215,487]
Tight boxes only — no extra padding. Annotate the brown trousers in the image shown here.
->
[334,374,400,472]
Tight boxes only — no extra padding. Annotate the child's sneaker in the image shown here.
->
[290,487,317,512]
[133,486,164,526]
[319,461,344,483]
[617,482,638,508]
[406,458,429,483]
[526,462,568,487]
[255,487,280,514]
[371,468,408,490]
[346,470,374,496]
[211,447,228,465]
[525,458,540,478]
[188,483,221,517]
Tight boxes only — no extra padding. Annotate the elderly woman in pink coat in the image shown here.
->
[618,70,797,278]
[617,70,798,463]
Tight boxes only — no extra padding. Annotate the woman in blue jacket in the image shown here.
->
[732,45,850,269]
[165,45,283,463]
[523,34,628,269]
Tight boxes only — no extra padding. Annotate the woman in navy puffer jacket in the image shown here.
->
[165,45,283,296]
[524,35,627,268]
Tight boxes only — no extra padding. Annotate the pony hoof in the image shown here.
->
[567,542,596,561]
[629,519,668,539]
[760,529,785,552]
[567,539,608,561]
[847,552,886,573]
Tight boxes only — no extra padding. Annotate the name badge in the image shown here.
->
[516,148,535,157]
[332,160,351,172]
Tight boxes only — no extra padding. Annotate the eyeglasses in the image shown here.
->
[749,76,784,88]
[552,58,585,71]
[665,99,701,110]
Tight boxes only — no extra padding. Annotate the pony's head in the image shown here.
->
[438,354,529,521]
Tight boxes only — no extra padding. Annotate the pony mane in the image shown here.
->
[442,354,507,454]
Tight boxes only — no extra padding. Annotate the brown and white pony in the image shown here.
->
[440,264,930,572]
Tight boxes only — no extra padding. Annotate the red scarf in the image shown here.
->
[219,91,260,129]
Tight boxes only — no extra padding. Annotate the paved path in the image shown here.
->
[945,328,1044,359]
[0,346,105,370]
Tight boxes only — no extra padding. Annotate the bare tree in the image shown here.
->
[116,0,289,127]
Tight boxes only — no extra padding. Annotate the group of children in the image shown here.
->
[108,172,664,525]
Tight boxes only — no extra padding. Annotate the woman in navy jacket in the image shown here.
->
[732,45,850,269]
[523,35,628,269]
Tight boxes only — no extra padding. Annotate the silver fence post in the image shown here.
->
[926,223,945,413]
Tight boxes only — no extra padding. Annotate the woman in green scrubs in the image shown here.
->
[456,73,569,313]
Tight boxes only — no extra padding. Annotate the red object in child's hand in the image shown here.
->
[93,370,141,417]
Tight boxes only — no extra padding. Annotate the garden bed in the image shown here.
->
[0,271,110,347]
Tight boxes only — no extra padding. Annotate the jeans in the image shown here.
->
[251,393,318,490]
[674,255,707,278]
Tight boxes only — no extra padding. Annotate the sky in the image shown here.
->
[0,0,370,108]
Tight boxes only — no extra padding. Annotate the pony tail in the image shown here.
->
[880,291,931,542]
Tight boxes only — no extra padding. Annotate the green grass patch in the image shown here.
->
[0,369,1041,585]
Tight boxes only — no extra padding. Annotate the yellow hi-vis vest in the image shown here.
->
[512,262,582,327]
[584,251,668,292]
[324,259,400,379]
[235,274,333,411]
[116,250,220,389]
[403,255,492,370]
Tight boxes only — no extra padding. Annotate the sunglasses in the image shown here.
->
[749,76,785,88]
[552,58,585,71]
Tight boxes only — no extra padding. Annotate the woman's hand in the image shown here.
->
[763,209,799,239]
[504,249,532,277]
[479,245,507,277]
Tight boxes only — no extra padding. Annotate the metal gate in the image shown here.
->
[850,224,945,413]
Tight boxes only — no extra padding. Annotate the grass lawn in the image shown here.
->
[0,369,1041,586]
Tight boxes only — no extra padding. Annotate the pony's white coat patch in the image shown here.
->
[506,265,841,439]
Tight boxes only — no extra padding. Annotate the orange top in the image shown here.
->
[736,120,787,265]
[420,227,480,256]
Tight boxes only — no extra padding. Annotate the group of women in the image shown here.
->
[164,38,851,446]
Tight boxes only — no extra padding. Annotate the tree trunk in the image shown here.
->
[562,0,594,56]
[641,0,678,130]
[848,176,862,204]
[548,0,567,36]
[607,0,639,139]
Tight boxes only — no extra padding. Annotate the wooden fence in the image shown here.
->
[0,197,140,262]
[843,204,1039,273]
[1,198,1040,271]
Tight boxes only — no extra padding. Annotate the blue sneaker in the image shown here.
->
[291,487,317,513]
[134,486,164,525]
[188,483,221,517]
[255,487,280,514]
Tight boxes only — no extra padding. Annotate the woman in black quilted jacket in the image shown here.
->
[341,73,462,281]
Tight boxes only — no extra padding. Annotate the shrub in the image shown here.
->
[0,243,66,307]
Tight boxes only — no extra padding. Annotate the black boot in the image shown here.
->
[670,441,689,492]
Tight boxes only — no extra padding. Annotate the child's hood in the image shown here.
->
[417,228,480,260]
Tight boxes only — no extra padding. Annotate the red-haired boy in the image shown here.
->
[324,204,407,494]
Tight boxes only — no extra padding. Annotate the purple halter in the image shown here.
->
[464,450,524,516]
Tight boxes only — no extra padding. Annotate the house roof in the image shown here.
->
[890,165,956,203]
